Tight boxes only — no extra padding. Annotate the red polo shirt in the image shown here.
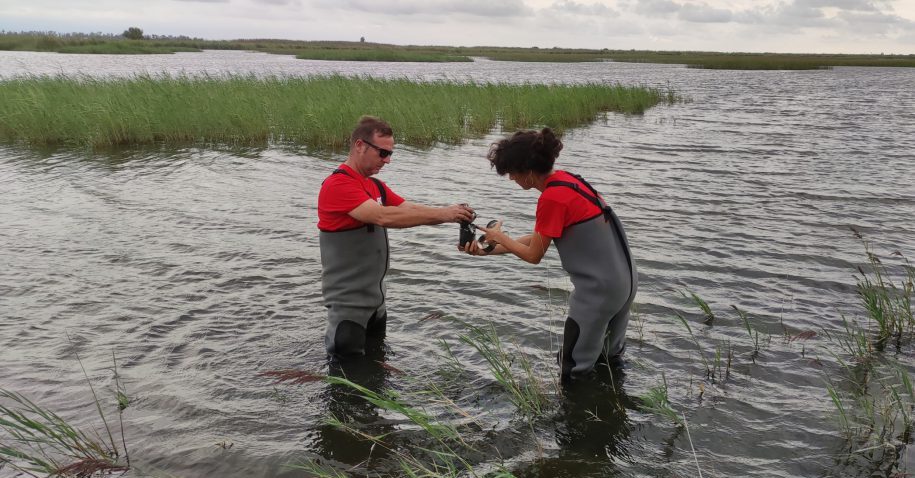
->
[535,171,604,239]
[318,164,405,232]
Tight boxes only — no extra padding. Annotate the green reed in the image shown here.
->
[682,290,715,324]
[457,322,553,418]
[0,389,128,477]
[675,313,712,380]
[819,236,915,473]
[732,305,761,359]
[853,238,915,351]
[291,374,517,478]
[1,347,130,477]
[0,74,672,149]
[639,373,681,425]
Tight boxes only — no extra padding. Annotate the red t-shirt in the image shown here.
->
[535,171,604,239]
[317,164,405,232]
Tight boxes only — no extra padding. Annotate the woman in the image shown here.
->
[463,128,638,381]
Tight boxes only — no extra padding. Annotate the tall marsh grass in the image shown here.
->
[820,235,915,473]
[0,74,673,149]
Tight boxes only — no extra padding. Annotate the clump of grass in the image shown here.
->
[0,74,675,149]
[0,389,128,477]
[682,290,715,324]
[288,374,513,477]
[821,235,915,473]
[732,305,761,360]
[456,322,553,418]
[325,376,462,443]
[851,231,915,351]
[639,374,681,426]
[675,313,712,380]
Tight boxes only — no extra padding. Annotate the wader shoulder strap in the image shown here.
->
[328,168,387,232]
[547,173,635,280]
[544,174,613,221]
[368,177,387,206]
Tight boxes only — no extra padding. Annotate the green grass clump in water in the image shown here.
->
[817,233,915,472]
[639,373,681,425]
[0,74,673,149]
[0,389,128,477]
[289,375,517,477]
[457,322,553,418]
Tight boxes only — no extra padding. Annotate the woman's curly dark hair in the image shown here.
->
[487,128,563,176]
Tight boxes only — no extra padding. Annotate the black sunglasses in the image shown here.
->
[362,139,393,159]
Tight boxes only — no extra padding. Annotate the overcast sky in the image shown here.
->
[1,0,913,54]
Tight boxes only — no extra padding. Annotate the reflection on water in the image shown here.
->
[1,51,915,477]
[316,344,394,471]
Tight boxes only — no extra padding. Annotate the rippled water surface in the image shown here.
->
[2,50,915,477]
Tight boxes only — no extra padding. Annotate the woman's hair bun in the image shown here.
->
[534,127,563,158]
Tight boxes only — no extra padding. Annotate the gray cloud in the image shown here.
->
[631,0,681,17]
[253,0,300,5]
[678,3,733,22]
[547,1,618,16]
[315,0,531,17]
[793,0,879,11]
[835,9,915,33]
[170,0,229,3]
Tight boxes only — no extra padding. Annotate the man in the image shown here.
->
[318,116,475,359]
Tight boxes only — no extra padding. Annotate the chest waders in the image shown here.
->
[546,173,638,379]
[320,169,390,358]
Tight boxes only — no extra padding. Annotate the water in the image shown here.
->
[2,50,915,477]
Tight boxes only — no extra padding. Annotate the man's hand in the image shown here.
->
[441,203,475,224]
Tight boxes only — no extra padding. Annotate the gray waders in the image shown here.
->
[320,171,389,358]
[547,174,638,379]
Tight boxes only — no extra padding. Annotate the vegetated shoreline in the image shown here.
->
[0,73,679,149]
[2,31,914,69]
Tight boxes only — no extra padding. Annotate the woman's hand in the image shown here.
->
[475,221,506,245]
[459,239,490,256]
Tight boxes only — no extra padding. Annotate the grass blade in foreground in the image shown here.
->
[456,322,553,418]
[0,389,128,477]
[0,74,675,149]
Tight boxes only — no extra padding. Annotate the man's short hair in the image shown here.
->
[350,116,393,146]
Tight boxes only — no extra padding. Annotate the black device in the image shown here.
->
[459,214,499,254]
[459,212,478,248]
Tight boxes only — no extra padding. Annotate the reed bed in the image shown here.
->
[293,49,470,62]
[0,33,200,54]
[5,32,913,68]
[0,74,672,149]
[590,50,915,69]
